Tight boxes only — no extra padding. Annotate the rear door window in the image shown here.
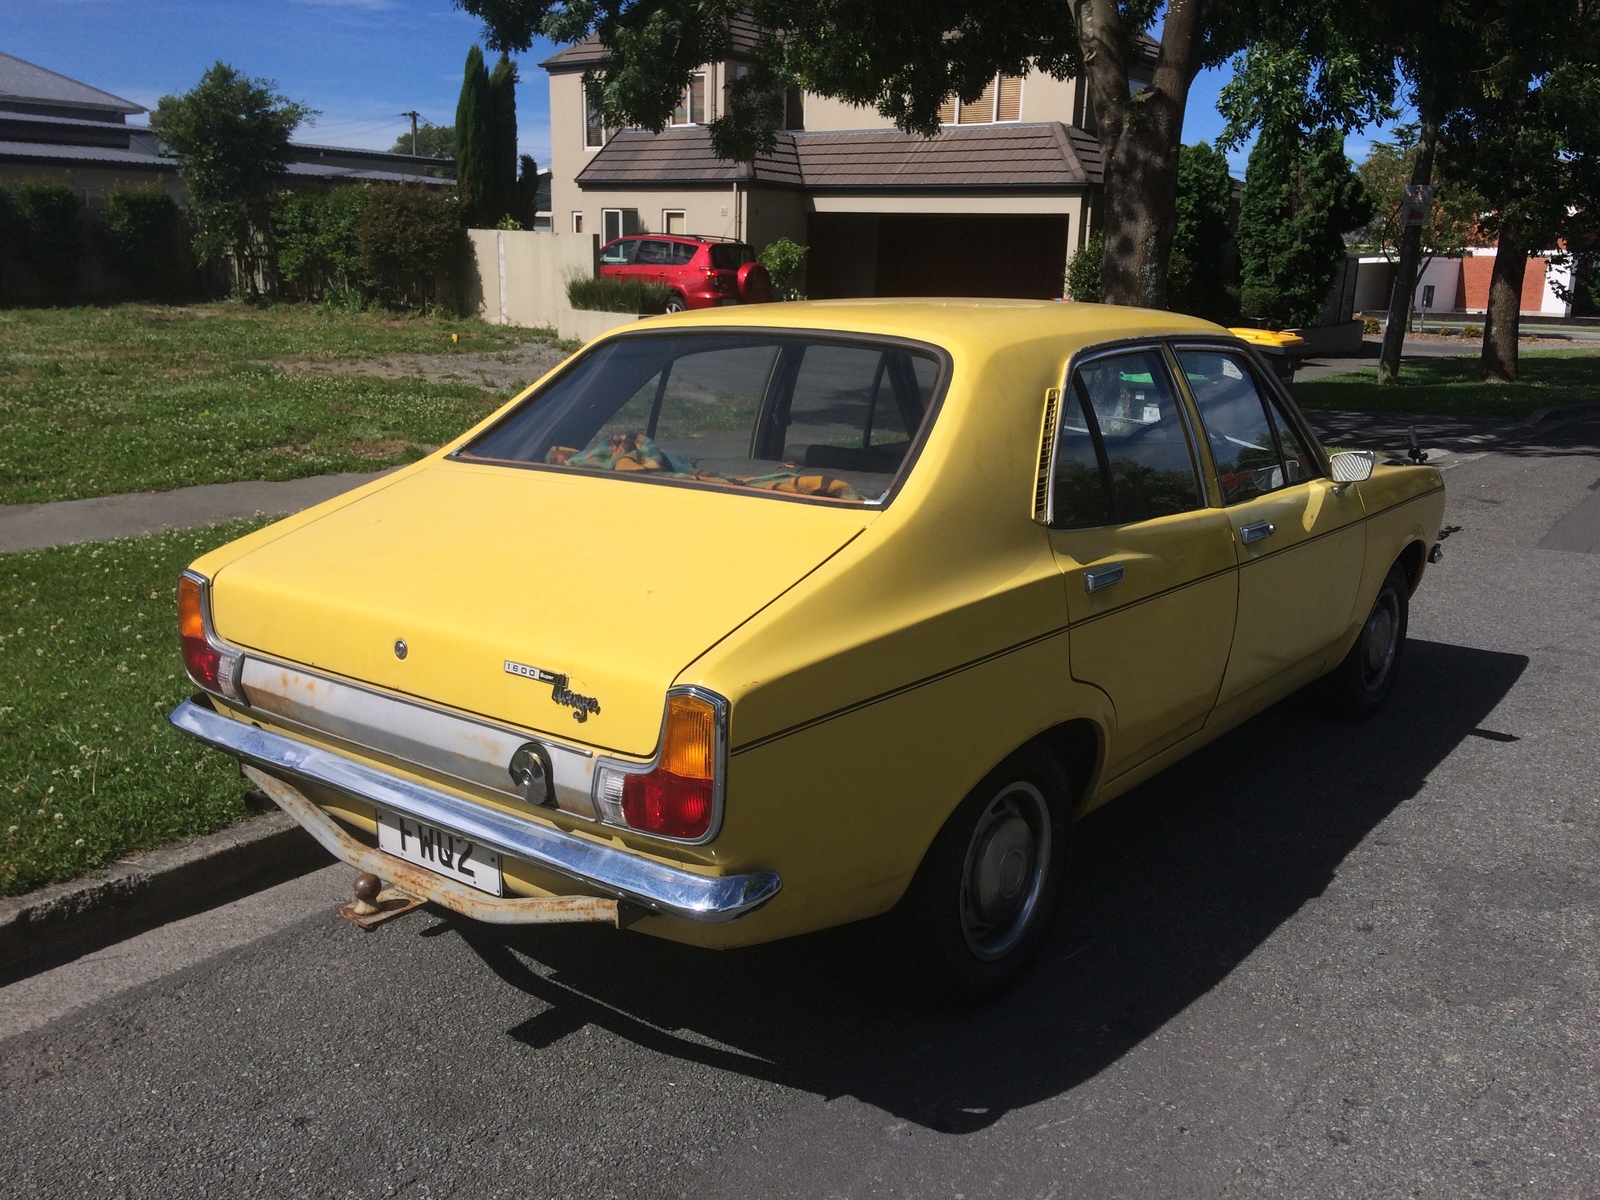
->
[1052,349,1203,526]
[457,334,945,506]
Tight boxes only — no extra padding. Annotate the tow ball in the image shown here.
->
[338,872,424,931]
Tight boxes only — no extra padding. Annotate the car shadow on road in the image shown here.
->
[446,638,1526,1134]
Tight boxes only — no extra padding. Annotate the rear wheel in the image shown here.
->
[1323,562,1410,718]
[890,746,1068,1003]
[664,292,688,314]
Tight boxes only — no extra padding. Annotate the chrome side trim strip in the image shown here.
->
[169,697,781,923]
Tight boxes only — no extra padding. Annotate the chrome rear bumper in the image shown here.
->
[169,697,780,924]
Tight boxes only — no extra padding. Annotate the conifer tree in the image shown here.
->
[486,54,519,226]
[455,46,490,225]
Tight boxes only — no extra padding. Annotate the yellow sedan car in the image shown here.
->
[171,300,1445,998]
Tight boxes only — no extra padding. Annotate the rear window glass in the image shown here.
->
[456,333,944,505]
[709,244,754,269]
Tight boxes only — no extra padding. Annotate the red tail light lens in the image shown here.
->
[609,692,721,840]
[178,572,242,698]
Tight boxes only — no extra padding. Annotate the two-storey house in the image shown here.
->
[543,21,1152,299]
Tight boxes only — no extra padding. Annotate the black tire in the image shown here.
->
[890,746,1069,1004]
[1323,562,1410,719]
[664,293,688,313]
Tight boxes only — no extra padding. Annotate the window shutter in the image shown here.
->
[997,75,1023,122]
[958,77,999,123]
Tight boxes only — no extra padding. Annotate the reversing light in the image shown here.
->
[178,571,244,700]
[594,690,724,841]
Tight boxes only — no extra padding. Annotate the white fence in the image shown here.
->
[463,228,643,343]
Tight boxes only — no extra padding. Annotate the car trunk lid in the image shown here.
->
[209,460,867,756]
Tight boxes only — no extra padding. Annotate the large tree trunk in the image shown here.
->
[1377,100,1440,385]
[1481,221,1526,382]
[1074,0,1205,308]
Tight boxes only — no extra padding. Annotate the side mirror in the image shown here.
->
[1329,449,1376,483]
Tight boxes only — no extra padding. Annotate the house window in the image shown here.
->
[784,88,805,130]
[663,209,686,235]
[939,74,1024,125]
[671,73,707,126]
[572,212,584,234]
[602,208,640,243]
[584,85,607,149]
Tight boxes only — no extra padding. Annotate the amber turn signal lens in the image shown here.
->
[659,693,715,780]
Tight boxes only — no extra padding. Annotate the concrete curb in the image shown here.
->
[0,807,331,985]
[1524,400,1600,426]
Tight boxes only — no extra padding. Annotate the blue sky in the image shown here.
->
[8,2,1396,176]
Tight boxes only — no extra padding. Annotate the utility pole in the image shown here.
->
[401,110,420,156]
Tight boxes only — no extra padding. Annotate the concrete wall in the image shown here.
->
[464,227,640,343]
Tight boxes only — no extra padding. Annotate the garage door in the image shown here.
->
[876,215,1069,299]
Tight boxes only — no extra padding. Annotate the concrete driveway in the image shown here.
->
[2,413,1597,1199]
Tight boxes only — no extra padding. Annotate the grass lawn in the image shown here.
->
[1293,349,1600,418]
[0,520,273,897]
[0,303,564,505]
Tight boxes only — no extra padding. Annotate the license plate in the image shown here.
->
[375,810,503,896]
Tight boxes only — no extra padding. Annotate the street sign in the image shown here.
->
[1402,184,1435,227]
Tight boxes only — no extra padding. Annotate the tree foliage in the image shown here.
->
[758,236,808,300]
[151,62,310,295]
[1065,232,1103,303]
[101,185,190,300]
[355,186,465,311]
[1352,124,1483,261]
[486,54,520,225]
[1437,0,1600,380]
[390,122,457,158]
[9,180,82,295]
[273,187,370,303]
[1237,126,1374,327]
[458,0,1373,309]
[1168,142,1236,322]
[455,46,491,225]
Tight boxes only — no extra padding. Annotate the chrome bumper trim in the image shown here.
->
[169,697,781,924]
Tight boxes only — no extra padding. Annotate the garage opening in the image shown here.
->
[808,213,1070,301]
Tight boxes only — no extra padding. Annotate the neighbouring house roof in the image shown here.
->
[0,138,174,170]
[284,160,454,186]
[575,122,1100,193]
[0,53,144,117]
[541,13,764,71]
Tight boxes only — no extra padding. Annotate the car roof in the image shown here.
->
[596,298,1230,353]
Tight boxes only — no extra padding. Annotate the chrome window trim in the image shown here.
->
[590,684,730,845]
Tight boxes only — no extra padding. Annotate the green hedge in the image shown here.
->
[101,185,191,300]
[567,274,672,314]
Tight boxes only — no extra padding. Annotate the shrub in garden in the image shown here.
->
[102,185,188,300]
[274,186,370,303]
[354,185,464,311]
[567,273,672,314]
[759,237,807,300]
[12,180,83,295]
[1065,232,1103,302]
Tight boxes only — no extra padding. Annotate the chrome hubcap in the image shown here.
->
[1361,591,1400,688]
[959,782,1050,960]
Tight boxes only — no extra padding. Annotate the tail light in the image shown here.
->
[594,689,726,842]
[178,571,244,700]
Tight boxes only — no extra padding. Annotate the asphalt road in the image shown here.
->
[3,413,1598,1199]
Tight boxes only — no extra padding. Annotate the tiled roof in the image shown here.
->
[542,14,764,71]
[576,122,1099,192]
[0,54,143,115]
[575,126,802,187]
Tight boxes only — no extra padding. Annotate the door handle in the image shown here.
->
[1240,520,1276,544]
[1084,562,1124,593]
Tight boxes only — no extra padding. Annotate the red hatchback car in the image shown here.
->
[598,234,773,312]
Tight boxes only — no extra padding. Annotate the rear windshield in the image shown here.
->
[709,244,755,269]
[456,333,944,505]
